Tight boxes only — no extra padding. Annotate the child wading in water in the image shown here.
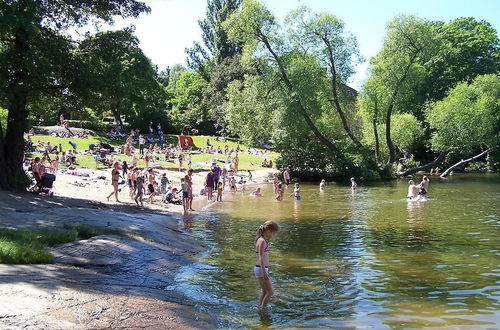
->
[255,221,279,310]
[290,182,301,200]
[216,181,223,202]
[351,177,358,190]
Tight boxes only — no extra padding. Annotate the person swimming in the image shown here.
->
[250,187,262,197]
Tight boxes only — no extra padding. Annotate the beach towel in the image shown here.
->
[178,135,194,150]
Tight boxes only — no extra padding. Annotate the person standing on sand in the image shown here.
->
[178,153,184,172]
[216,181,224,201]
[138,135,145,155]
[181,177,189,214]
[212,162,221,186]
[234,154,239,172]
[206,169,215,201]
[106,162,122,202]
[144,153,150,169]
[135,174,145,208]
[146,168,156,204]
[184,169,194,211]
[255,221,279,310]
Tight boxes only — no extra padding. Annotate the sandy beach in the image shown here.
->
[0,167,277,329]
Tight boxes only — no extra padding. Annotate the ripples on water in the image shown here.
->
[171,174,500,328]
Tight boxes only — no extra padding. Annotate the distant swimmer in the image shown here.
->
[407,180,419,201]
[250,187,262,197]
[320,179,326,190]
[351,177,357,190]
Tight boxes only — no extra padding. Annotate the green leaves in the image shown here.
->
[427,74,500,152]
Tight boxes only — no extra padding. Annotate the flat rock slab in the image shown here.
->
[0,192,215,329]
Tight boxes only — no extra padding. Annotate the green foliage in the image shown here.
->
[426,18,500,102]
[75,29,166,130]
[186,0,242,78]
[390,113,424,151]
[168,71,213,133]
[0,0,150,190]
[427,74,500,153]
[204,55,251,134]
[224,75,283,145]
[0,108,6,137]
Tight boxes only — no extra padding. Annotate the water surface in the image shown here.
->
[172,174,500,328]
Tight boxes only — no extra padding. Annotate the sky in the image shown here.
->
[97,0,500,89]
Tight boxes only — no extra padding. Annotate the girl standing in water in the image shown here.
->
[290,182,301,200]
[255,221,279,310]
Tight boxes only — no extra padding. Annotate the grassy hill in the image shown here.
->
[29,134,278,171]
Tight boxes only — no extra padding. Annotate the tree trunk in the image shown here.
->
[373,119,380,162]
[111,107,123,127]
[440,147,496,178]
[400,152,447,176]
[0,23,30,190]
[259,34,341,155]
[385,53,418,165]
[323,38,363,148]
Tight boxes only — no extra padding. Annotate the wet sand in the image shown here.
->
[0,168,277,329]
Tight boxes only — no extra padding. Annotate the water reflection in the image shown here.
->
[175,175,500,328]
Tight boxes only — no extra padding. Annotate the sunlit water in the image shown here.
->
[170,174,500,328]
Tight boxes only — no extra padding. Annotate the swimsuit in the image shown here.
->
[254,238,271,278]
[254,265,269,278]
[419,188,427,195]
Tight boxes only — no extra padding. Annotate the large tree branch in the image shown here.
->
[322,37,363,148]
[385,52,418,165]
[259,32,341,155]
[400,151,448,176]
[440,147,497,178]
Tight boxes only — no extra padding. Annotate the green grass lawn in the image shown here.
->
[0,225,120,264]
[30,134,278,171]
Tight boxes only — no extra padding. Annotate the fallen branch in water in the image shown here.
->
[400,152,448,176]
[440,146,497,178]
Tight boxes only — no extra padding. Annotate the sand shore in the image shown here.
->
[0,168,277,329]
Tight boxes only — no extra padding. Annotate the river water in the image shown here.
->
[171,174,500,328]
